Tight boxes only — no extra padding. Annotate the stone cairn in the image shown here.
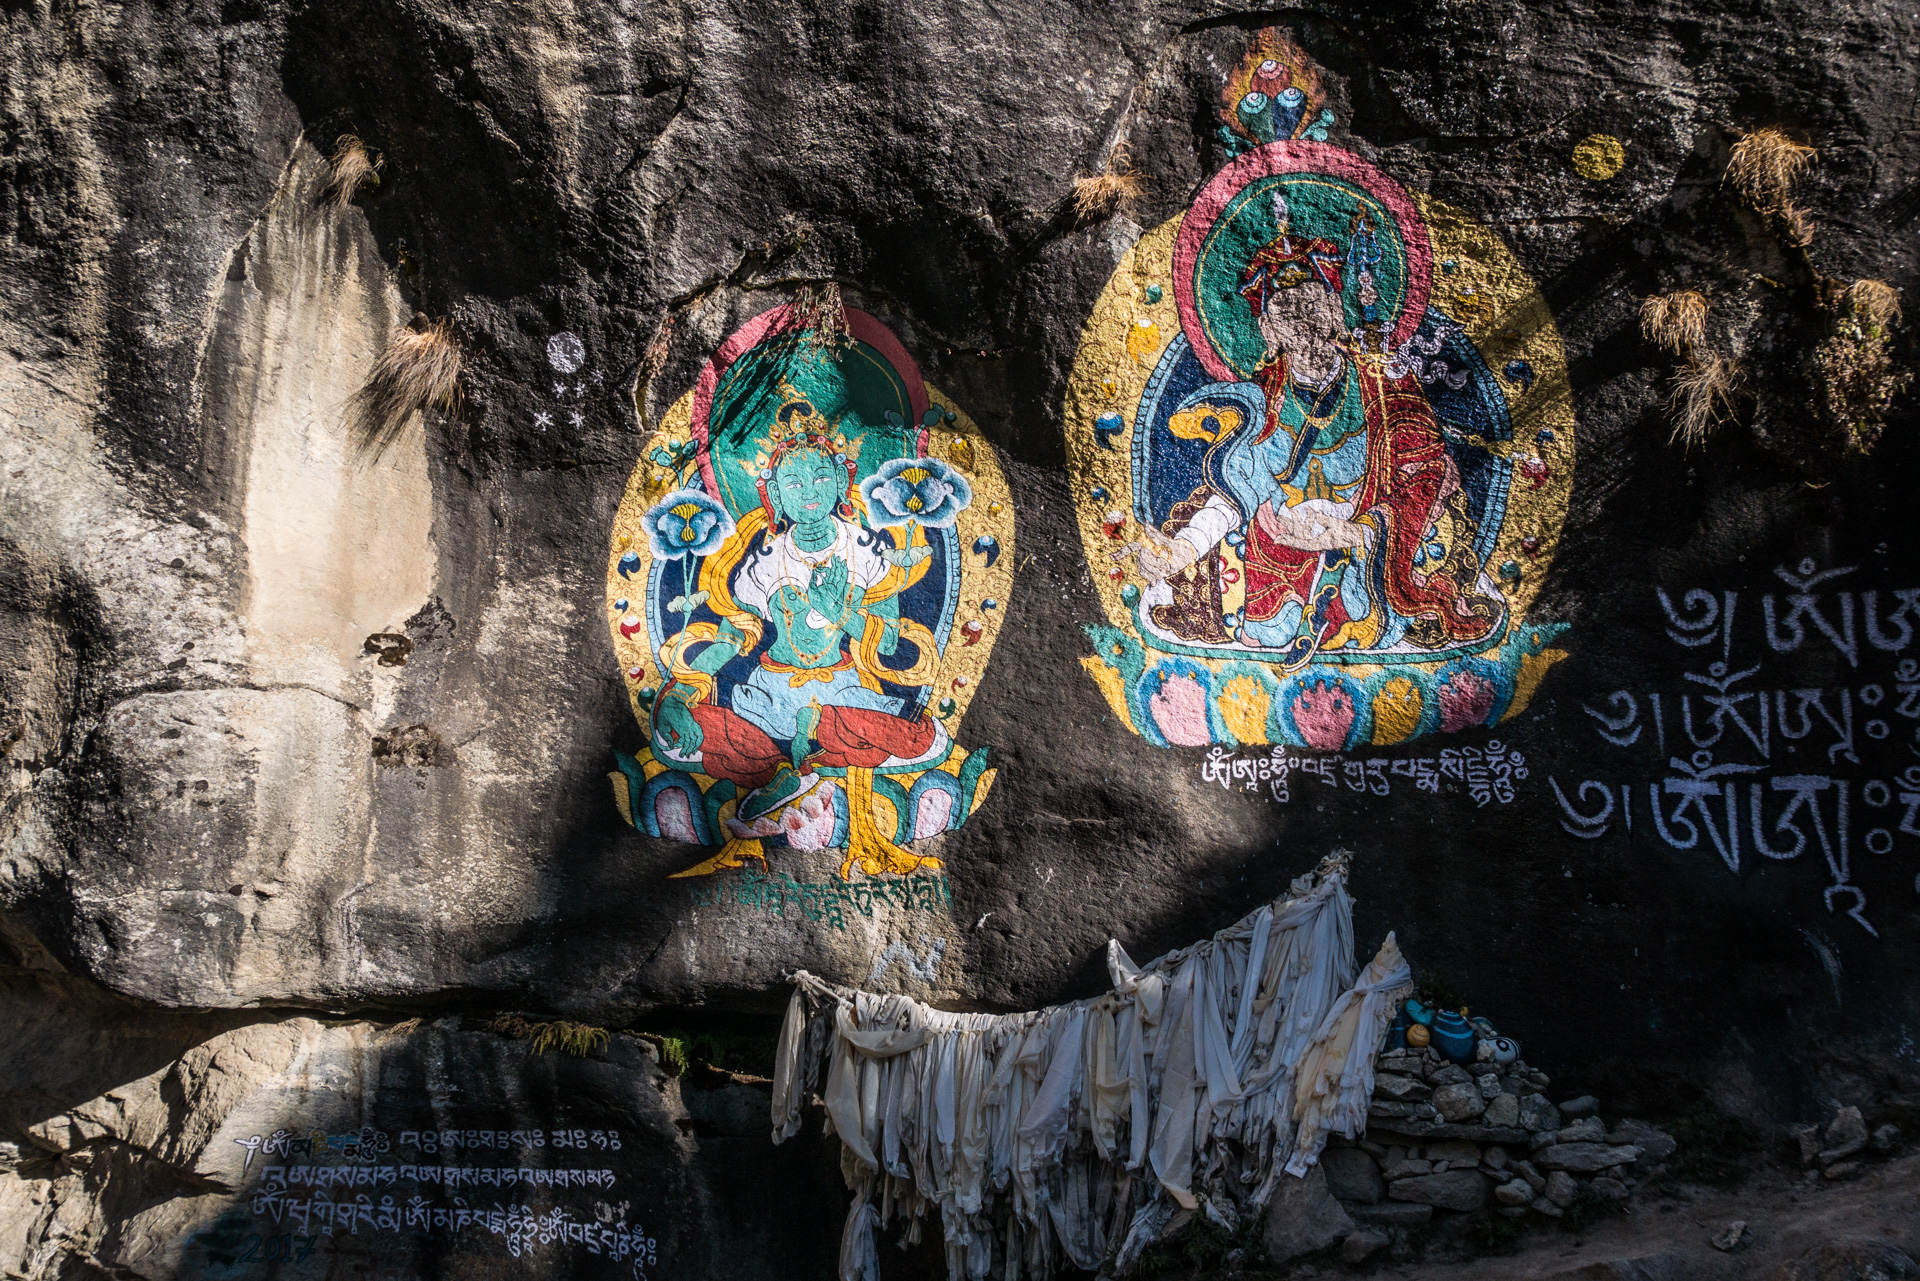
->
[1318,1041,1679,1230]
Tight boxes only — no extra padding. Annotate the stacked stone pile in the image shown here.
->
[1788,1105,1903,1183]
[1318,1044,1678,1229]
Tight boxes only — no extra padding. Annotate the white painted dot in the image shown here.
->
[546,331,585,374]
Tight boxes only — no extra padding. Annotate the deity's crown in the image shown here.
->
[740,382,863,478]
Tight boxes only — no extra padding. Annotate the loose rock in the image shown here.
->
[1432,1082,1488,1122]
[1373,1072,1431,1102]
[1559,1095,1600,1118]
[1382,1157,1431,1181]
[1483,1093,1521,1128]
[1608,1119,1678,1161]
[1557,1116,1607,1144]
[1320,1147,1385,1205]
[1263,1165,1355,1265]
[1386,1169,1489,1212]
[1544,1169,1579,1207]
[1535,1141,1641,1173]
[1518,1094,1562,1132]
[1711,1220,1749,1252]
[1819,1105,1869,1165]
[1424,1139,1482,1166]
[1494,1179,1534,1207]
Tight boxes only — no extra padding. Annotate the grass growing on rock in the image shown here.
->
[488,1015,611,1057]
[1814,280,1910,453]
[1073,147,1144,223]
[320,134,381,210]
[1667,354,1742,448]
[1639,291,1710,357]
[349,318,462,457]
[1724,127,1818,245]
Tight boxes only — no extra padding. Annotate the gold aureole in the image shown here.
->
[1413,192,1576,631]
[1572,133,1626,181]
[606,387,1017,742]
[1065,193,1576,669]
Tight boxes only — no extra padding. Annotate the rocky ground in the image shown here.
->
[1211,1151,1920,1280]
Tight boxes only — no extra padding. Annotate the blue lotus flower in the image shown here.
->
[642,488,735,560]
[860,456,972,529]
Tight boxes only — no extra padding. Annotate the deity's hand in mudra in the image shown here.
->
[806,556,855,625]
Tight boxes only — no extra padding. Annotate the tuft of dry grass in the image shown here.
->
[1668,354,1741,448]
[1639,291,1710,357]
[387,1016,423,1037]
[349,318,462,457]
[1072,147,1145,224]
[1724,129,1817,209]
[320,134,382,211]
[790,281,850,355]
[1845,279,1903,327]
[1724,128,1817,244]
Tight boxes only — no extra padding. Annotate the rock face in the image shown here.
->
[0,970,837,1281]
[3,0,1920,1274]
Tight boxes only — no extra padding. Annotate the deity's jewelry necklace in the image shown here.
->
[1288,371,1345,435]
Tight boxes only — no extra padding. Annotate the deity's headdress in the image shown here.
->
[1238,191,1346,316]
[742,387,863,531]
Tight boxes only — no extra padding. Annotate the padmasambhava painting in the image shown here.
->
[1070,35,1574,750]
[607,306,1012,879]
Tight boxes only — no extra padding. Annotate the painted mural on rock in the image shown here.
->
[607,305,1012,879]
[1069,35,1574,751]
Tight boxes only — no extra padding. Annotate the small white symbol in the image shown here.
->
[552,382,567,397]
[573,382,587,398]
[533,410,553,429]
[591,369,604,384]
[568,410,584,428]
[867,935,948,985]
[547,331,586,374]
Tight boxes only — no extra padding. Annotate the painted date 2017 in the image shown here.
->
[236,1234,319,1265]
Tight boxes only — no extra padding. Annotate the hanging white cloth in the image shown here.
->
[775,853,1401,1280]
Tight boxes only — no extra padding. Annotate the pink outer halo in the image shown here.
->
[689,304,932,498]
[1173,141,1434,383]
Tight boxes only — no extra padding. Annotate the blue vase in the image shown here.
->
[1403,997,1435,1027]
[1431,1011,1476,1063]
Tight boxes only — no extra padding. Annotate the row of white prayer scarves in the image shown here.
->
[769,861,1414,1280]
